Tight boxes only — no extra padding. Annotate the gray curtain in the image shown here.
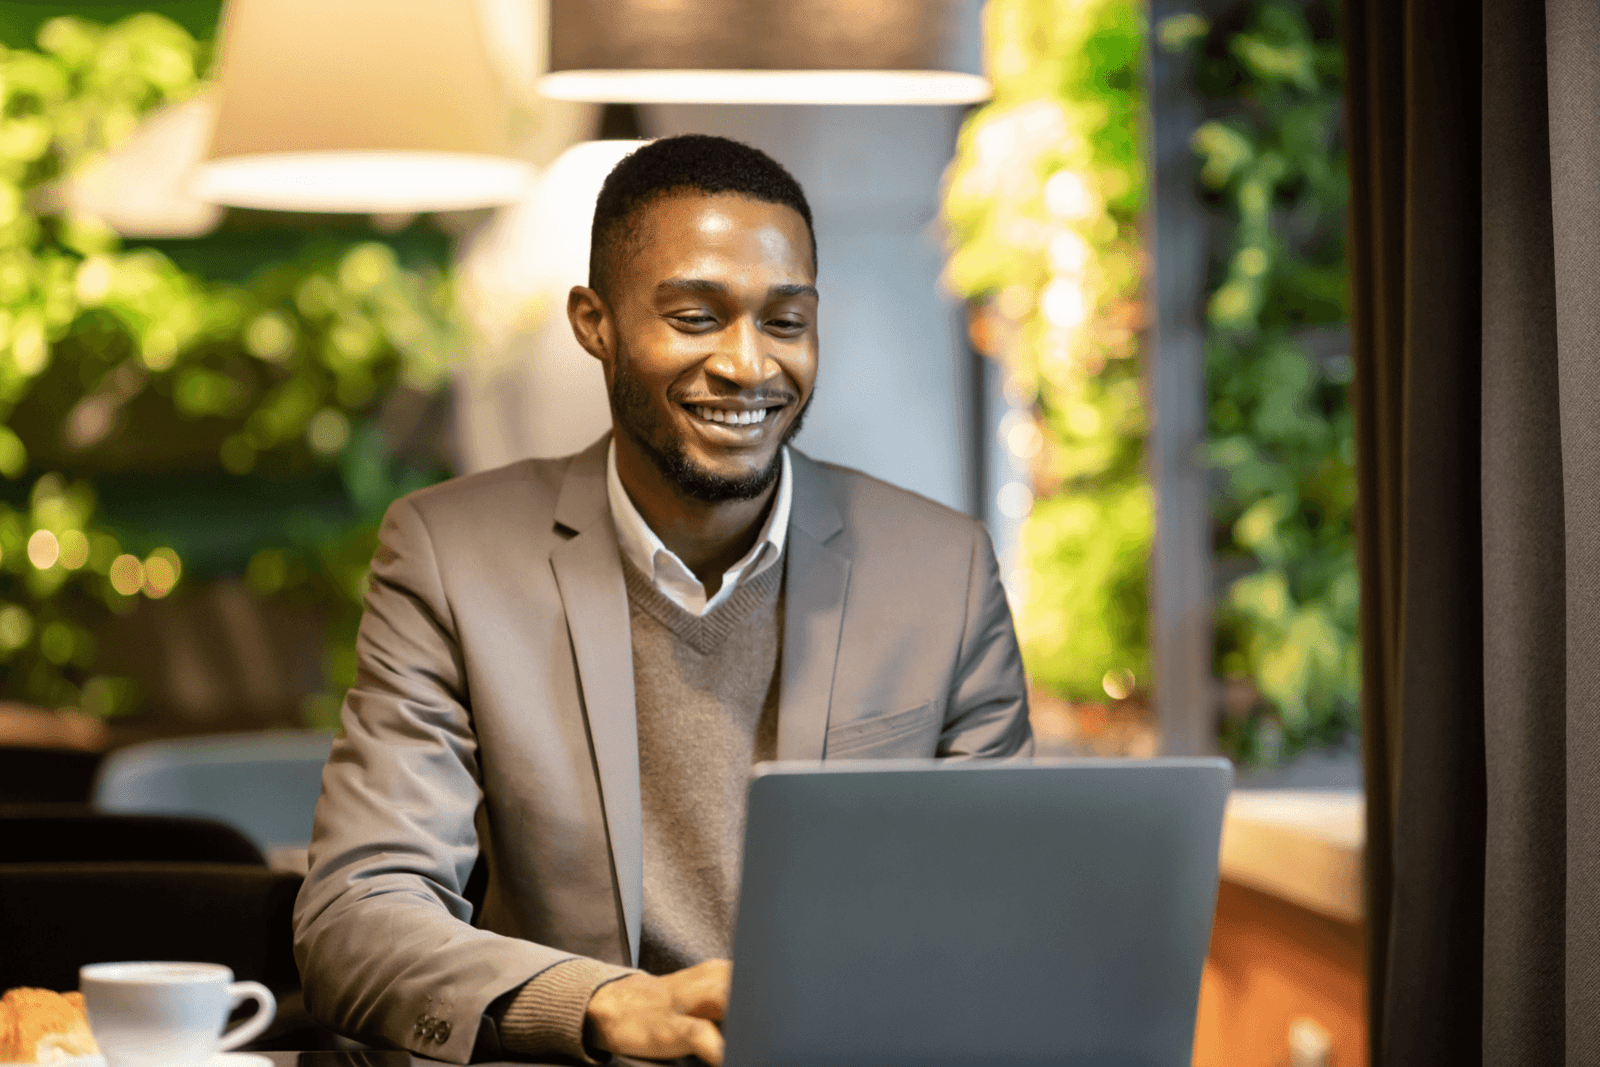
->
[1482,0,1600,1060]
[1348,0,1600,1062]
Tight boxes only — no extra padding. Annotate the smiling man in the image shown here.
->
[293,135,1032,1066]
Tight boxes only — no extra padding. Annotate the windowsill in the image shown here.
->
[1218,790,1364,924]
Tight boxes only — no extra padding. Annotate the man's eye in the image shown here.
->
[768,318,806,331]
[673,315,716,327]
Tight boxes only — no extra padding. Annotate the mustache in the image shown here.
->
[673,388,798,406]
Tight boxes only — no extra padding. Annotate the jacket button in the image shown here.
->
[434,1020,451,1042]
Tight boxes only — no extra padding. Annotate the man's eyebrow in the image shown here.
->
[656,278,727,296]
[771,283,819,300]
[654,278,819,300]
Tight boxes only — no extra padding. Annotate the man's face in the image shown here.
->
[600,193,818,502]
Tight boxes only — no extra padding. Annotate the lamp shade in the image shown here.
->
[540,0,989,105]
[193,0,534,212]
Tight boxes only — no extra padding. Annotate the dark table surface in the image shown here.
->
[256,1056,443,1066]
[255,1054,684,1066]
[256,1055,538,1066]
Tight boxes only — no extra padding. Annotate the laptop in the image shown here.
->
[705,757,1233,1067]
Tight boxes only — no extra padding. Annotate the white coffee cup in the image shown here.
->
[79,961,276,1067]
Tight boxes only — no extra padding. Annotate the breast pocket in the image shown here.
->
[824,701,941,760]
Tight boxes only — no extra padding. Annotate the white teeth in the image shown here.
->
[692,406,770,426]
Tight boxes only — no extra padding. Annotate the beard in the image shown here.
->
[610,344,810,503]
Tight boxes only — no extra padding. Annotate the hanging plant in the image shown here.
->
[942,0,1151,714]
[0,14,458,723]
[1163,0,1357,764]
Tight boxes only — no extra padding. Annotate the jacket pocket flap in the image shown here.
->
[825,701,938,756]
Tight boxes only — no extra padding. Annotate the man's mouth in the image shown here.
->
[685,404,779,426]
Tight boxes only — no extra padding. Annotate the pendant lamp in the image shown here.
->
[539,0,990,105]
[193,0,535,213]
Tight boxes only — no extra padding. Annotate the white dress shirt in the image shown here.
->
[606,440,792,616]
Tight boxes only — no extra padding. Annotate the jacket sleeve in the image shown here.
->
[937,524,1035,759]
[293,496,589,1064]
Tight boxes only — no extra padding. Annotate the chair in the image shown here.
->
[0,862,302,992]
[0,746,102,803]
[0,806,266,865]
[92,731,334,857]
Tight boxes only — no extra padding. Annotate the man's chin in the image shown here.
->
[658,448,783,504]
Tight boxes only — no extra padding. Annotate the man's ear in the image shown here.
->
[567,286,614,370]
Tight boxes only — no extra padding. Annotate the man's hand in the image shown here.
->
[584,959,731,1065]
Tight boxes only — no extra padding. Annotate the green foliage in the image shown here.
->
[1166,0,1357,763]
[942,0,1151,701]
[0,15,456,722]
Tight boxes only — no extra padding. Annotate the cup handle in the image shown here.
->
[218,981,277,1052]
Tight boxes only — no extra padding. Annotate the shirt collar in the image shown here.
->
[606,438,792,614]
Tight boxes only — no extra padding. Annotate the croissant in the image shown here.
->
[0,988,99,1063]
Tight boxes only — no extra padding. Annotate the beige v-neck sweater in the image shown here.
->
[497,554,784,1060]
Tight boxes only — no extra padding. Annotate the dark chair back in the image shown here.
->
[0,807,267,865]
[0,862,303,992]
[0,747,102,803]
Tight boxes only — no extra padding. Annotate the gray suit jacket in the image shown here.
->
[293,437,1032,1063]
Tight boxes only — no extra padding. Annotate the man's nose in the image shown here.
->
[704,317,778,388]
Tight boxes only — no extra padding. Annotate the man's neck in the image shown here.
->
[613,438,778,593]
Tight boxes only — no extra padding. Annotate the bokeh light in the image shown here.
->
[1102,667,1136,701]
[74,255,113,304]
[27,529,60,569]
[108,553,144,596]
[1048,230,1093,276]
[58,530,90,569]
[997,481,1035,519]
[1044,170,1098,220]
[307,408,351,455]
[1041,278,1090,329]
[245,547,293,595]
[244,311,295,362]
[1007,419,1044,460]
[143,547,181,597]
[0,605,32,650]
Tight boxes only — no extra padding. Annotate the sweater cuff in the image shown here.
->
[498,958,639,1063]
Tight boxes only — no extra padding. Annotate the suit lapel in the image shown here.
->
[549,437,643,964]
[778,452,851,760]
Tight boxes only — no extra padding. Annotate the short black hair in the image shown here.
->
[588,134,816,298]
